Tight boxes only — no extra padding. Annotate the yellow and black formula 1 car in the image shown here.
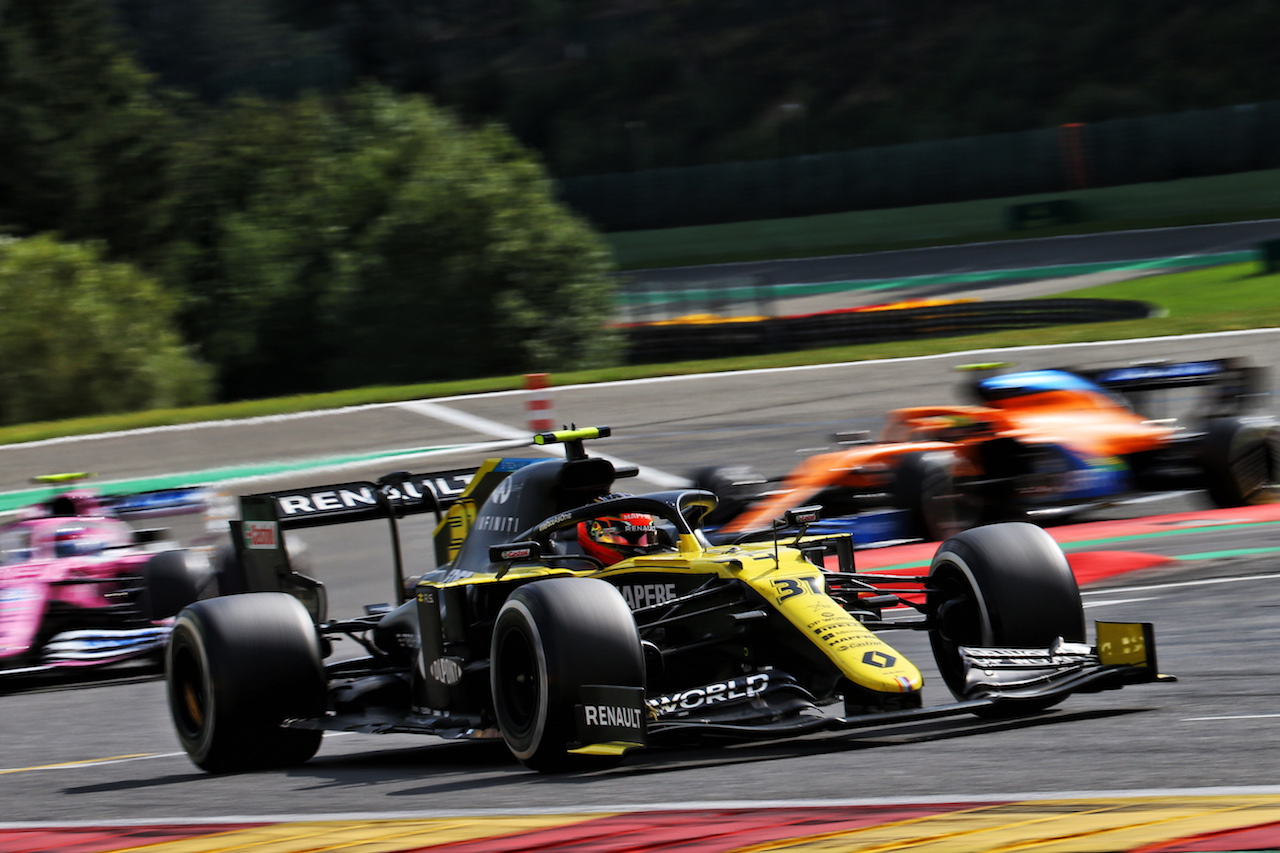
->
[164,427,1171,774]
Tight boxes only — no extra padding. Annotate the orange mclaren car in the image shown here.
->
[700,358,1277,544]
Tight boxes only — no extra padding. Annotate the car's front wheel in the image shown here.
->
[142,550,204,620]
[927,522,1085,715]
[490,577,644,772]
[166,592,325,772]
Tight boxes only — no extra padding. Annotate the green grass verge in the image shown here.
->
[2,262,1274,449]
[606,169,1280,269]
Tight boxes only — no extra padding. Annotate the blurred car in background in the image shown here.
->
[0,474,213,681]
[699,358,1277,545]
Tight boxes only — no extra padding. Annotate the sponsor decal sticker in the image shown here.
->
[581,704,643,729]
[576,685,646,747]
[429,657,463,685]
[538,511,574,532]
[490,477,514,504]
[619,583,678,609]
[1097,361,1220,383]
[277,487,377,516]
[862,650,897,668]
[243,520,278,549]
[474,515,521,533]
[0,587,38,605]
[647,673,770,715]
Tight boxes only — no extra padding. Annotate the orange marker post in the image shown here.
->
[525,373,554,433]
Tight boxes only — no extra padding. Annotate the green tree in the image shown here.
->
[0,235,212,425]
[0,0,179,256]
[161,86,618,399]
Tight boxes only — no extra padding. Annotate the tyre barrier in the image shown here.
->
[622,298,1157,363]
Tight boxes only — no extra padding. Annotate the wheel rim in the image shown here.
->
[495,625,540,738]
[1234,440,1276,503]
[170,639,209,741]
[928,564,985,693]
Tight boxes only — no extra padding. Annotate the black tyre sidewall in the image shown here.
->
[211,538,246,595]
[1203,416,1278,507]
[166,592,325,772]
[895,451,974,541]
[690,466,765,526]
[490,577,643,771]
[928,522,1084,697]
[143,550,202,620]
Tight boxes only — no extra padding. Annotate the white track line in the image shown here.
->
[5,327,1277,448]
[1080,572,1280,596]
[398,400,691,489]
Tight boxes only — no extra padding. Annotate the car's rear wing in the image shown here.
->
[260,468,477,530]
[1078,357,1267,414]
[228,467,478,622]
[105,486,212,519]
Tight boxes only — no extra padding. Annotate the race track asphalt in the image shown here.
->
[2,223,1279,850]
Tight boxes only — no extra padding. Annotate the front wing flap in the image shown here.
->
[955,621,1173,705]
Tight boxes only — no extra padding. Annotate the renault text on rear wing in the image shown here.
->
[262,469,476,529]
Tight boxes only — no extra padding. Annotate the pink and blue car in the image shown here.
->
[0,481,212,681]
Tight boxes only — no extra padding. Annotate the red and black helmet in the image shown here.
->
[577,511,658,566]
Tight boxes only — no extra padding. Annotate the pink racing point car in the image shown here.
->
[0,478,213,683]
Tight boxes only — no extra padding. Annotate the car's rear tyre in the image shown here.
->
[166,593,325,772]
[690,466,767,526]
[490,577,644,773]
[1203,416,1278,507]
[211,538,246,595]
[143,550,204,620]
[894,451,976,541]
[927,522,1085,715]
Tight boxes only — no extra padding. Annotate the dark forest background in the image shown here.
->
[4,0,1280,421]
[113,0,1280,176]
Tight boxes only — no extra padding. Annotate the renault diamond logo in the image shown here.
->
[862,650,896,668]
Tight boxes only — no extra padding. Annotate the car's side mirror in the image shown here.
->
[782,506,822,527]
[489,540,543,579]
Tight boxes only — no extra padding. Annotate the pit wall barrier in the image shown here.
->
[620,298,1156,363]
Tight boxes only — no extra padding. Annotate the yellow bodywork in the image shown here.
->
[438,530,923,697]
[700,542,923,694]
[430,451,923,699]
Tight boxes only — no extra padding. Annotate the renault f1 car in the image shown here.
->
[1,475,212,680]
[701,357,1278,544]
[164,427,1170,774]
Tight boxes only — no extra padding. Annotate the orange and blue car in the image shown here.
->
[702,358,1277,545]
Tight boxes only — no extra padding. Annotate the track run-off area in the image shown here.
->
[3,226,1280,851]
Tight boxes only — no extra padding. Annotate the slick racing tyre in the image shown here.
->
[1203,416,1278,507]
[490,577,644,773]
[210,538,245,596]
[927,522,1085,715]
[689,466,767,526]
[166,593,325,772]
[894,451,977,542]
[142,550,205,620]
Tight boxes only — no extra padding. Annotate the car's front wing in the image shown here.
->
[649,622,1172,742]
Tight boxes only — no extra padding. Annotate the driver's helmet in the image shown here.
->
[577,500,657,566]
[53,526,102,558]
